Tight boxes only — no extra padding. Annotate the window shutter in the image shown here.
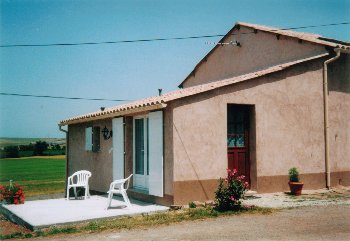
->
[112,117,124,180]
[92,126,100,152]
[148,111,163,197]
[85,127,92,151]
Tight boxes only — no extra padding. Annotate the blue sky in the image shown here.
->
[1,0,349,138]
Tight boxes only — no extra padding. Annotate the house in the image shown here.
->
[59,22,350,206]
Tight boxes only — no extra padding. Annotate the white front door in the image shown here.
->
[133,117,149,190]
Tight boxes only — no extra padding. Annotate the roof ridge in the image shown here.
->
[236,21,322,38]
[178,21,349,88]
[235,21,349,48]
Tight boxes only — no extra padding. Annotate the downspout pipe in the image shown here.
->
[323,49,341,189]
[59,125,69,197]
[59,125,68,134]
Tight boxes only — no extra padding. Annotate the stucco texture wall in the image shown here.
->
[66,55,349,205]
[182,26,327,88]
[68,119,113,193]
[68,113,174,204]
[170,58,350,204]
[163,109,174,196]
[328,54,350,186]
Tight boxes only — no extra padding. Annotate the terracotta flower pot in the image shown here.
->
[288,181,304,195]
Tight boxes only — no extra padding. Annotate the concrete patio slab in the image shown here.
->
[0,195,169,230]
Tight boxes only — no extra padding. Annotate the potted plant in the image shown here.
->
[288,167,303,195]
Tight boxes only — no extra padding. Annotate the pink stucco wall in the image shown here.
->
[68,119,113,193]
[170,57,349,201]
[182,26,328,88]
[328,55,350,183]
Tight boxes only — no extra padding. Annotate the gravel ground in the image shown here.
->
[23,204,350,241]
[243,186,350,208]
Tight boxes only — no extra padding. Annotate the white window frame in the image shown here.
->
[133,115,149,190]
[85,127,93,151]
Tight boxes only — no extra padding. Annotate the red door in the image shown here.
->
[227,105,250,183]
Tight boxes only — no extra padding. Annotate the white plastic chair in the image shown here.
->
[66,170,92,200]
[106,174,133,209]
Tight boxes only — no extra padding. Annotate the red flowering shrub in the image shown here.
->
[0,181,25,205]
[0,185,5,202]
[215,169,249,211]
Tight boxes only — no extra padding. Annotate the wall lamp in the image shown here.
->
[102,126,113,140]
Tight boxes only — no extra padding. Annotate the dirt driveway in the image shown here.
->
[23,204,349,241]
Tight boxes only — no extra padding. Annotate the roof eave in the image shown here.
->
[59,103,167,126]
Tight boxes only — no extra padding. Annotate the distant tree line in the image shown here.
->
[0,141,66,158]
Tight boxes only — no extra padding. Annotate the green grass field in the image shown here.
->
[0,156,66,197]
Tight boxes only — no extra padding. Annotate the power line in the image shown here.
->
[0,92,130,102]
[1,34,226,48]
[1,22,349,48]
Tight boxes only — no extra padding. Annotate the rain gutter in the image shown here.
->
[323,48,350,188]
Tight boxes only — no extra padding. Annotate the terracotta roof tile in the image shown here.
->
[59,52,329,126]
[237,22,350,49]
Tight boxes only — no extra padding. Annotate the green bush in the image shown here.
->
[3,146,19,158]
[215,169,249,211]
[24,233,33,238]
[33,141,48,156]
[188,201,197,208]
[35,230,45,237]
[288,167,300,182]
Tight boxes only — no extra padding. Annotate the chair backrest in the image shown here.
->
[71,170,91,185]
[124,174,133,190]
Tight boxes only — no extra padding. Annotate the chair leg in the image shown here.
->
[106,193,113,209]
[73,187,77,199]
[66,186,70,200]
[122,191,131,208]
[84,186,88,200]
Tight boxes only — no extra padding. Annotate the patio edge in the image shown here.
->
[0,204,35,231]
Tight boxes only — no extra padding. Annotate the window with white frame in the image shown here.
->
[85,126,100,152]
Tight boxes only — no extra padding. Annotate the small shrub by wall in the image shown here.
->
[215,169,249,211]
